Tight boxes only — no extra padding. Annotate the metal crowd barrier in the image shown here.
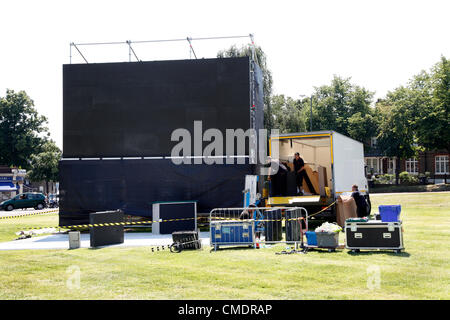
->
[209,207,308,250]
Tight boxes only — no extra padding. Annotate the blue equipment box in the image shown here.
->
[379,205,401,222]
[305,231,317,246]
[210,220,255,250]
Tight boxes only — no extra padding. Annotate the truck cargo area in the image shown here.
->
[268,133,333,205]
[267,131,369,220]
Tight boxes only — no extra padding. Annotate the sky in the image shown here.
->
[1,0,449,149]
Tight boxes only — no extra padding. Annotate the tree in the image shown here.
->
[413,56,450,153]
[375,88,417,184]
[0,89,49,169]
[217,45,273,130]
[27,140,61,193]
[347,112,377,143]
[302,76,375,145]
[270,94,306,133]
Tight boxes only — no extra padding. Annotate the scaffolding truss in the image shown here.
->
[69,34,255,64]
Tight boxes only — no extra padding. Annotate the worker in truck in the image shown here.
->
[293,152,306,195]
[351,184,368,217]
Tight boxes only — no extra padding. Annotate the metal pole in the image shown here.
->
[72,35,252,47]
[186,37,197,59]
[71,42,89,64]
[310,95,313,132]
[249,33,255,62]
[69,43,72,64]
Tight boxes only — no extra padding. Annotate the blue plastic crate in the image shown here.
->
[378,205,401,222]
[305,231,317,246]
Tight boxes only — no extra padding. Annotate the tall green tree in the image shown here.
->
[302,76,375,145]
[0,89,49,169]
[270,94,306,133]
[27,140,61,193]
[347,112,377,143]
[375,88,417,184]
[217,45,273,130]
[412,56,450,153]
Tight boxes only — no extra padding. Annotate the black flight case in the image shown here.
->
[345,221,404,253]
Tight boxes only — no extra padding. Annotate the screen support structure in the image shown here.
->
[249,33,257,164]
[69,35,255,64]
[126,40,140,62]
[67,34,261,163]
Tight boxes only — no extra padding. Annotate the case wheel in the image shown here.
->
[170,242,182,253]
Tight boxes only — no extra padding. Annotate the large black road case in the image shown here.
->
[345,221,404,253]
[89,210,124,247]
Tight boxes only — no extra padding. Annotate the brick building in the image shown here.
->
[364,138,449,183]
[0,166,27,201]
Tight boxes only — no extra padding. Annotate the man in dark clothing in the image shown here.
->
[293,152,306,195]
[351,184,368,217]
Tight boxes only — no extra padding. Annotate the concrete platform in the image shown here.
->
[0,232,210,250]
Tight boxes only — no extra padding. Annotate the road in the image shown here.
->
[0,207,59,219]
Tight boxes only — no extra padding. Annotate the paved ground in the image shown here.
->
[0,208,58,218]
[0,231,211,250]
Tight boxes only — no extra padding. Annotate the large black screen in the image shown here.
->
[63,57,251,158]
[58,159,252,226]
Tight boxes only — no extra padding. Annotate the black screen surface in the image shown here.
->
[63,57,251,158]
[157,202,196,234]
[58,159,253,226]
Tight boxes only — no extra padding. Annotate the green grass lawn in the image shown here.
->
[0,193,449,300]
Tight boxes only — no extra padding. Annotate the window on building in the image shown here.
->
[365,158,379,174]
[405,158,419,174]
[388,158,396,174]
[435,155,449,174]
[370,137,378,148]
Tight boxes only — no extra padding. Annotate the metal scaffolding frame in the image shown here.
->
[69,34,255,64]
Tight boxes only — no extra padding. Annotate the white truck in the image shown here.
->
[266,130,371,220]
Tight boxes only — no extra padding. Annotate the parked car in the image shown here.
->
[48,193,59,208]
[0,192,47,211]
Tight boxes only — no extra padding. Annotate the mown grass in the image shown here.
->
[370,183,450,193]
[0,212,60,242]
[0,193,448,299]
